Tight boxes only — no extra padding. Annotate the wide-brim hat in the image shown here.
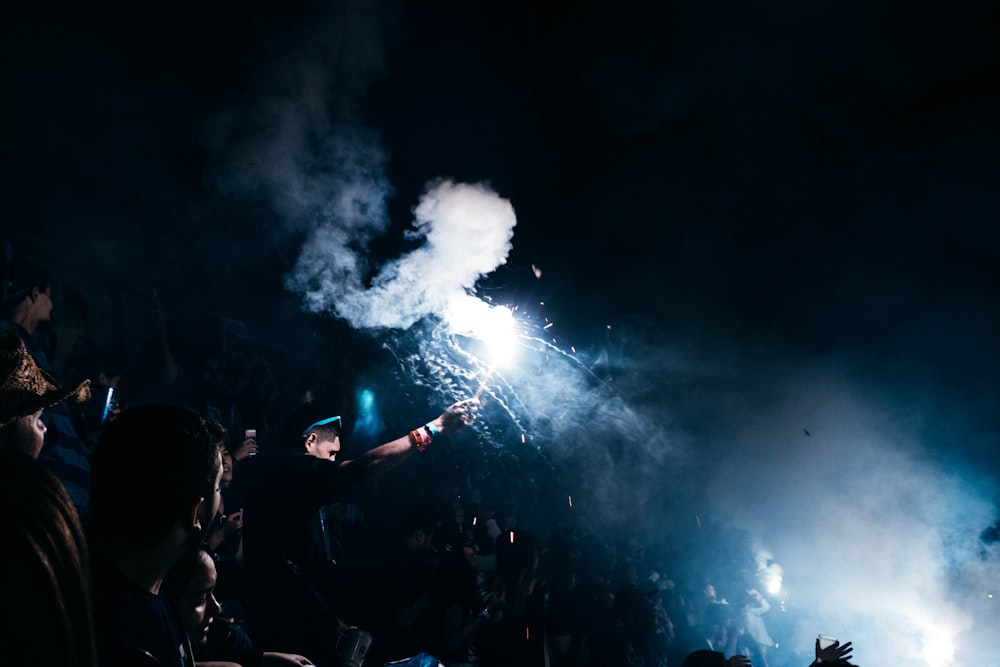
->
[0,330,90,428]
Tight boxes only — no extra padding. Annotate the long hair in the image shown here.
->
[0,450,98,667]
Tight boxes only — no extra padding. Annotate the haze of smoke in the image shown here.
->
[199,0,398,252]
[703,358,999,667]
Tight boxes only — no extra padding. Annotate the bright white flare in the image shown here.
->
[445,297,518,364]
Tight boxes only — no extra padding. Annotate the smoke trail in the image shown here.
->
[288,179,517,329]
[200,0,399,258]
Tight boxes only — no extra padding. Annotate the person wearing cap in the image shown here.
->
[0,329,89,458]
[231,398,479,667]
[1,257,96,518]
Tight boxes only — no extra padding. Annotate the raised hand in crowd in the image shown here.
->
[814,637,855,665]
[230,434,258,460]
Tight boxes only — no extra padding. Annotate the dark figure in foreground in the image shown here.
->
[88,404,225,667]
[0,448,98,667]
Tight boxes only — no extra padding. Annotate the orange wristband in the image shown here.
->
[409,428,432,451]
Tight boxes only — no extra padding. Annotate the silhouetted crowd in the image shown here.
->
[2,256,859,667]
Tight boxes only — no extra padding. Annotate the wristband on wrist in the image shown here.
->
[425,421,441,437]
[409,427,432,451]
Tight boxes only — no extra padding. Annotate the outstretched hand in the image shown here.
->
[815,638,853,664]
[437,398,480,435]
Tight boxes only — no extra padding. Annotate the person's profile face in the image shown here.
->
[221,450,234,485]
[178,553,221,646]
[305,435,341,461]
[34,287,54,321]
[11,409,46,458]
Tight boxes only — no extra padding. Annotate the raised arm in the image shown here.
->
[338,398,479,480]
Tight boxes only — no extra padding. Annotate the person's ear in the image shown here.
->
[303,432,317,452]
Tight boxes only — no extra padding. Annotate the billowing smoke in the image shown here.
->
[287,179,517,329]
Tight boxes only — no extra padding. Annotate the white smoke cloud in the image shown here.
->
[289,179,517,330]
[197,0,517,335]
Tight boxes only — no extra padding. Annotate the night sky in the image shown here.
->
[3,1,999,665]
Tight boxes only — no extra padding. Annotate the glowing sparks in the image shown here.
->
[521,433,525,443]
[568,495,573,507]
[445,297,519,365]
[509,531,515,544]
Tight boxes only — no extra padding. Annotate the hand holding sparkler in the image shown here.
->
[433,398,481,435]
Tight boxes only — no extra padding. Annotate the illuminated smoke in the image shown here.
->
[288,179,517,330]
[699,353,1000,667]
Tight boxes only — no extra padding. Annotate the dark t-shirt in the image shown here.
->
[232,453,349,663]
[91,550,195,667]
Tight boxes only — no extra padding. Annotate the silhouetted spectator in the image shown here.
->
[166,547,314,666]
[88,404,226,667]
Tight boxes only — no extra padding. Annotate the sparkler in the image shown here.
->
[444,296,519,399]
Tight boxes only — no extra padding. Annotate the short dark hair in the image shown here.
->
[307,422,341,444]
[3,258,55,309]
[90,405,224,546]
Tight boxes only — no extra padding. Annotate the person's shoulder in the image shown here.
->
[234,452,340,492]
